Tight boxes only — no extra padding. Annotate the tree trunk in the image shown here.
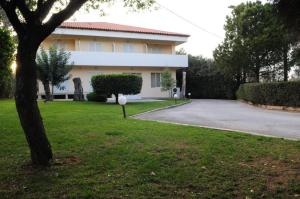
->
[283,47,289,82]
[43,81,52,101]
[15,38,53,166]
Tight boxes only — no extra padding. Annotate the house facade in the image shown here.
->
[38,22,189,99]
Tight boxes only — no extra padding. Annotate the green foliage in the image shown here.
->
[37,46,73,87]
[214,1,295,83]
[86,92,107,102]
[177,55,237,99]
[36,46,73,95]
[274,0,300,36]
[237,81,300,107]
[161,69,175,93]
[91,74,142,103]
[0,28,15,98]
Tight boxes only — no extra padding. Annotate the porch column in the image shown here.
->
[181,71,186,98]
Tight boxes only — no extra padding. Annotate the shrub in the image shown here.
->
[86,92,107,102]
[91,74,142,103]
[236,81,300,107]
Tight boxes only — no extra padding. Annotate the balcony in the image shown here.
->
[68,51,188,68]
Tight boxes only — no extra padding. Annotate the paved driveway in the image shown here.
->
[135,99,300,140]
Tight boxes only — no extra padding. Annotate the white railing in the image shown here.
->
[68,51,188,68]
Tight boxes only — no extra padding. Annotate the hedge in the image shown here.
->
[185,74,237,99]
[236,81,300,107]
[86,92,107,102]
[91,74,142,103]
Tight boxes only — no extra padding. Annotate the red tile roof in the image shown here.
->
[60,22,189,37]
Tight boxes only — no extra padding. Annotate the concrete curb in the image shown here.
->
[130,99,192,118]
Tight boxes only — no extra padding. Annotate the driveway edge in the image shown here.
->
[130,99,192,118]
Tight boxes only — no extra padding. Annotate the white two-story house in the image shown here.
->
[38,22,189,99]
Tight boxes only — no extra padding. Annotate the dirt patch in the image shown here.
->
[53,156,81,166]
[240,157,300,192]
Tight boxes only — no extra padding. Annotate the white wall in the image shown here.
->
[68,51,188,68]
[37,66,177,99]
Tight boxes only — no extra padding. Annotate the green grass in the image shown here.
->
[0,99,299,198]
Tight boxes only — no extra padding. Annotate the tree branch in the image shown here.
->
[15,0,34,23]
[42,0,88,37]
[0,0,25,34]
[35,0,56,23]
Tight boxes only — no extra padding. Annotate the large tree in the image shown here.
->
[274,0,300,36]
[0,0,155,166]
[273,0,300,65]
[214,1,294,83]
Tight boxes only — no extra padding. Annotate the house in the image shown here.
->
[38,22,189,100]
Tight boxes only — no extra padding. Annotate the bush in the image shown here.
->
[86,92,107,102]
[91,74,142,103]
[236,81,300,107]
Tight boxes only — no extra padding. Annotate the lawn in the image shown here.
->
[0,100,299,198]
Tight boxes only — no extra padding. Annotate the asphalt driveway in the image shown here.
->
[135,99,300,140]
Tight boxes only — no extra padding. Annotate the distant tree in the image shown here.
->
[214,1,294,82]
[36,46,73,101]
[177,55,237,99]
[273,0,300,36]
[161,69,176,97]
[176,48,187,55]
[291,47,300,80]
[273,0,300,63]
[214,39,249,85]
[0,28,15,98]
[0,0,154,166]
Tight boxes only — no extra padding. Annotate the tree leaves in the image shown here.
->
[36,45,73,89]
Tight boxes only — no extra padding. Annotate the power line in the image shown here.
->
[156,2,223,39]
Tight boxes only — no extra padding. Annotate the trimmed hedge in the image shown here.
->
[237,81,300,107]
[86,92,107,102]
[91,74,142,103]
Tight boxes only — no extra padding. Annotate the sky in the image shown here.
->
[72,0,266,58]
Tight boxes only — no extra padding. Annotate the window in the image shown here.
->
[54,40,67,50]
[148,45,162,54]
[151,73,161,88]
[89,42,103,52]
[123,43,135,53]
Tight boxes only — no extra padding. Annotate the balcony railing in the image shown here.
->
[68,51,188,68]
